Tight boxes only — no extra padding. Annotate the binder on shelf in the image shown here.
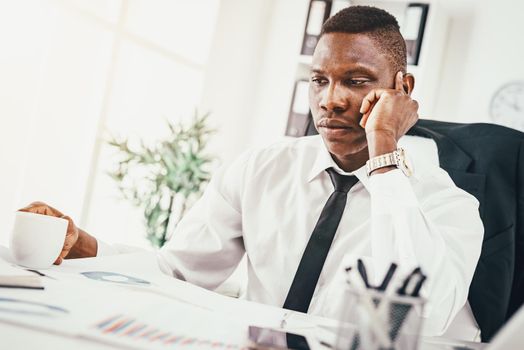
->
[285,80,311,137]
[301,0,332,56]
[401,3,430,66]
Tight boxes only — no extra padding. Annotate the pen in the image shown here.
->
[26,269,57,280]
[357,259,370,288]
[376,264,399,321]
[344,266,352,285]
[411,274,427,297]
[397,267,421,296]
[319,340,333,348]
[403,269,426,297]
[26,269,46,277]
[377,263,397,292]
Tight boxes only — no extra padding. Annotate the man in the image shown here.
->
[21,6,483,337]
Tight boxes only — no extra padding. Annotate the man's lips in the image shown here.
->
[319,125,351,130]
[316,118,358,130]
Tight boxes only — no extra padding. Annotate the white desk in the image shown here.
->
[0,248,486,350]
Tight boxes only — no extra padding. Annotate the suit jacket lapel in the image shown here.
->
[408,124,486,210]
[408,124,472,171]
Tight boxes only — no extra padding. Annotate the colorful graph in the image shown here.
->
[93,314,248,349]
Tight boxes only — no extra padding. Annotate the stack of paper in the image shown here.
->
[0,259,44,290]
[0,275,43,289]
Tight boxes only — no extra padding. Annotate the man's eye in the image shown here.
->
[347,79,367,86]
[311,77,327,86]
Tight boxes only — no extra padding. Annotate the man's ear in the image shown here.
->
[403,73,415,96]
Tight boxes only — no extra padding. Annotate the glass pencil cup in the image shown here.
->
[335,287,426,350]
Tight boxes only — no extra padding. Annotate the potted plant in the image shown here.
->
[107,111,215,248]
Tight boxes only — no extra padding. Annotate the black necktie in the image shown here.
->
[283,167,359,313]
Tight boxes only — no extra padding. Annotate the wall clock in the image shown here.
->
[489,80,524,132]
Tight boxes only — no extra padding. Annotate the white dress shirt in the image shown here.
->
[99,134,483,338]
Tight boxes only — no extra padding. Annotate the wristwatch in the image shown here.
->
[365,148,413,177]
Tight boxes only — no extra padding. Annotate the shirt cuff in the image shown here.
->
[368,169,418,207]
[96,240,120,256]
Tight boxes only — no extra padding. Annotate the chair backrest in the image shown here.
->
[306,117,524,341]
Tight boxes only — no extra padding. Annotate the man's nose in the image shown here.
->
[319,84,348,113]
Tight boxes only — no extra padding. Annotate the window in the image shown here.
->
[0,0,220,247]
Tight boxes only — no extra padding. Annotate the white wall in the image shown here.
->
[434,0,524,123]
[199,0,277,164]
[0,1,54,244]
[0,1,113,245]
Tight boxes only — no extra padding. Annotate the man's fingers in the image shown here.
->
[54,247,70,264]
[18,202,63,218]
[18,202,43,213]
[359,89,382,114]
[53,235,74,265]
[19,206,49,216]
[359,90,374,114]
[360,75,406,116]
[395,71,404,92]
[61,215,76,234]
[359,112,370,128]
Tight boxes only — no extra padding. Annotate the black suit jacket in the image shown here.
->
[305,118,524,341]
[407,119,524,341]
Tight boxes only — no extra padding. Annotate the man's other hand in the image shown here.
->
[359,71,419,159]
[18,202,95,264]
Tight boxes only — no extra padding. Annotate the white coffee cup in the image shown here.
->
[9,211,68,269]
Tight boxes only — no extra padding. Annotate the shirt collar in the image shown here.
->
[307,136,370,190]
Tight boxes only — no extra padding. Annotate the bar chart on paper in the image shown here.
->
[88,312,248,350]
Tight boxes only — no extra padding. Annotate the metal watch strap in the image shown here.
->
[366,149,400,176]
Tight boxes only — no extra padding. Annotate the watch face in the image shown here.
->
[397,148,413,177]
[489,81,524,131]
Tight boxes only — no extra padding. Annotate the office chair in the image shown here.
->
[305,117,524,341]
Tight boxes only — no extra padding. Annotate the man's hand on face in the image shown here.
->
[358,71,419,155]
[18,202,80,265]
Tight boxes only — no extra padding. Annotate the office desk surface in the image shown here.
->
[0,248,487,350]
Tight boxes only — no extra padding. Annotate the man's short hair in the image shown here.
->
[321,5,407,73]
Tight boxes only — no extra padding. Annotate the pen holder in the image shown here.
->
[335,287,426,350]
